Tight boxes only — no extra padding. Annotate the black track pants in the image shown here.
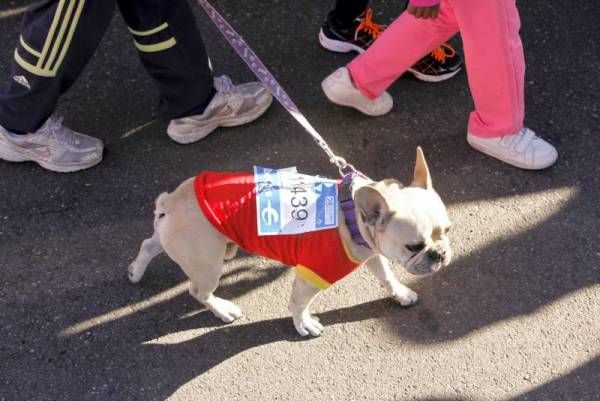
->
[331,0,370,27]
[0,0,213,133]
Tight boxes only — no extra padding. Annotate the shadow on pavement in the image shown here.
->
[414,356,600,401]
[1,261,291,400]
[379,187,599,343]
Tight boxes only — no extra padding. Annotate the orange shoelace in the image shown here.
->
[356,9,384,39]
[430,43,457,63]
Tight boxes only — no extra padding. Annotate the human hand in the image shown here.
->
[406,4,440,19]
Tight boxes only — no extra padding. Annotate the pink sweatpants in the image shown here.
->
[348,0,525,138]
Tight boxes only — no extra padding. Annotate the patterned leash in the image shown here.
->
[197,0,358,178]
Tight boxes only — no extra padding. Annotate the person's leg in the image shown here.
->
[320,0,462,82]
[0,0,115,172]
[319,1,382,54]
[331,0,370,27]
[117,0,214,119]
[117,0,273,144]
[347,0,459,99]
[322,2,458,116]
[452,0,523,137]
[0,0,116,133]
[455,0,557,169]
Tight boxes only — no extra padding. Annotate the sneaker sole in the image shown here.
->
[407,67,462,83]
[168,95,273,145]
[0,142,103,173]
[319,29,365,54]
[466,135,558,170]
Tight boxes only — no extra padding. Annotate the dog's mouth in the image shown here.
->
[405,256,429,276]
[413,264,437,275]
[406,253,445,276]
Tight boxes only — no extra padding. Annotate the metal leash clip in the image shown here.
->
[330,155,358,178]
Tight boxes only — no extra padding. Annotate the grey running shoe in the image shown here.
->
[0,116,103,173]
[167,75,273,144]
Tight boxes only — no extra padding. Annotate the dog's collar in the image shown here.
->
[340,172,371,249]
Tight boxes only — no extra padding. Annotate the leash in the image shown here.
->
[197,0,358,178]
[198,0,374,249]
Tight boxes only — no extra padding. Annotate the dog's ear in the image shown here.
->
[410,146,433,190]
[354,185,394,231]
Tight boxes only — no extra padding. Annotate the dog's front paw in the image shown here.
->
[391,284,419,307]
[206,296,243,323]
[293,312,324,337]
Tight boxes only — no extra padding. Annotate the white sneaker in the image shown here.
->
[467,127,558,170]
[321,67,393,116]
[167,75,273,144]
[0,116,103,173]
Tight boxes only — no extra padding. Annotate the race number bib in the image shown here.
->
[254,166,338,236]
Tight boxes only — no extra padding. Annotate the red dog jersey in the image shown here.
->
[194,172,362,289]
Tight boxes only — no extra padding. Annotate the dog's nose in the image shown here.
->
[427,249,442,262]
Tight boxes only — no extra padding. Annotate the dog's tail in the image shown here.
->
[153,192,170,230]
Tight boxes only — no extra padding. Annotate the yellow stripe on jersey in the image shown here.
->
[340,237,362,264]
[296,265,331,290]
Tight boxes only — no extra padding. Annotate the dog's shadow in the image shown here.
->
[6,259,400,400]
[128,299,396,397]
[106,293,398,400]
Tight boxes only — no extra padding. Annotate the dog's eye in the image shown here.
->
[405,243,425,253]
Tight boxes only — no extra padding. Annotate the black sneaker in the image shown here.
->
[319,9,463,83]
[407,43,463,82]
[319,8,383,54]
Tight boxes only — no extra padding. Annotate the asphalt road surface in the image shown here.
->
[1,1,599,400]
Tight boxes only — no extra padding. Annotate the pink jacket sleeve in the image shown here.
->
[409,0,441,6]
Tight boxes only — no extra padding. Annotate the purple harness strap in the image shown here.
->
[340,173,371,249]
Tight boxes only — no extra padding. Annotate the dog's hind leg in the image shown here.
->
[158,190,242,323]
[140,178,242,323]
[128,230,164,284]
[171,237,242,323]
[186,261,243,324]
[128,193,168,284]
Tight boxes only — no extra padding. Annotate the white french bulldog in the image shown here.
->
[128,147,451,337]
